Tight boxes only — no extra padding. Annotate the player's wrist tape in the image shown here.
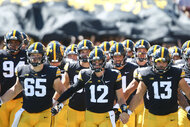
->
[185,106,190,112]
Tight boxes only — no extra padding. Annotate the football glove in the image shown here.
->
[51,103,64,116]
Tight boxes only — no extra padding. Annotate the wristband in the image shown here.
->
[120,104,128,113]
[185,106,190,112]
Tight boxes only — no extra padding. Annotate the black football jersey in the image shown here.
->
[0,50,27,98]
[64,61,89,111]
[138,66,184,115]
[79,68,122,113]
[113,62,138,104]
[16,64,61,113]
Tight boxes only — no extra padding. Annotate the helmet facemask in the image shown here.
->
[90,59,106,72]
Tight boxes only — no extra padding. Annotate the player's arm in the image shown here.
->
[0,77,23,104]
[177,88,189,110]
[124,79,139,100]
[179,78,190,100]
[124,68,139,100]
[62,72,70,89]
[128,80,147,112]
[114,71,128,124]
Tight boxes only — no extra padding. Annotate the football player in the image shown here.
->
[46,40,67,127]
[52,47,129,126]
[0,42,65,126]
[62,39,94,127]
[0,30,27,127]
[126,47,190,127]
[109,42,138,127]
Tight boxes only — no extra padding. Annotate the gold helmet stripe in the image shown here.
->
[53,41,56,61]
[116,43,119,53]
[34,42,38,50]
[127,40,129,48]
[71,44,75,52]
[141,40,144,46]
[104,42,107,51]
[153,45,158,53]
[187,41,190,48]
[13,30,16,37]
[84,40,86,48]
[161,47,164,58]
[95,46,98,57]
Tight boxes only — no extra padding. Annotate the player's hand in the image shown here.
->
[51,102,64,116]
[113,108,121,122]
[187,109,190,120]
[119,112,129,124]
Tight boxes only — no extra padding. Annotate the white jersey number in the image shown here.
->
[89,85,108,103]
[3,61,25,78]
[152,81,172,99]
[24,78,47,97]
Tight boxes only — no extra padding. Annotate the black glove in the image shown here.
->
[187,110,190,120]
[113,108,121,122]
[51,103,64,116]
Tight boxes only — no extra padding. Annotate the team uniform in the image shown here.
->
[14,64,61,126]
[64,61,89,127]
[0,49,27,127]
[107,62,138,127]
[57,68,122,127]
[138,66,185,127]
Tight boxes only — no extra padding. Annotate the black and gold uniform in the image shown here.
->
[0,49,27,127]
[57,68,122,126]
[16,64,61,126]
[139,66,183,115]
[138,66,185,127]
[17,64,61,113]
